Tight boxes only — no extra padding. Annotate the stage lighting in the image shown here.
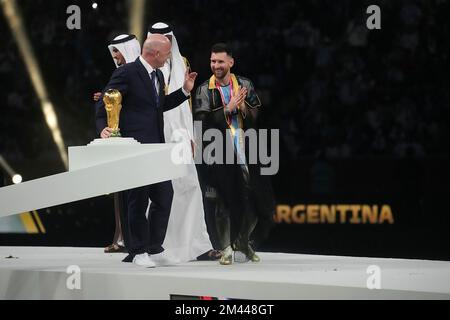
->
[12,174,22,184]
[92,2,98,9]
[0,155,22,185]
[1,0,68,169]
[129,0,146,42]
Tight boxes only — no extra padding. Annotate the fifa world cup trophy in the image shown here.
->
[103,89,122,137]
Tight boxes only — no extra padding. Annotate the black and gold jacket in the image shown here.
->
[194,74,275,237]
[194,74,262,132]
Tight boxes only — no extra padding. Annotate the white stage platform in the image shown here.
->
[0,246,449,300]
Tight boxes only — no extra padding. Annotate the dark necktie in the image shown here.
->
[150,70,159,107]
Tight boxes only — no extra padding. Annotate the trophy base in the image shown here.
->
[109,129,121,138]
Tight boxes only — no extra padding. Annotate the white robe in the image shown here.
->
[146,40,212,263]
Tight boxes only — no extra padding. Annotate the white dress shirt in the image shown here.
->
[139,56,189,97]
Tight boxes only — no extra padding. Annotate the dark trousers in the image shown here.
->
[204,165,275,251]
[124,181,173,256]
[203,164,257,250]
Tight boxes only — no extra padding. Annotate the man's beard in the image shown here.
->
[214,69,226,79]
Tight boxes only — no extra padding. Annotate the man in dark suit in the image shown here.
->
[96,34,198,267]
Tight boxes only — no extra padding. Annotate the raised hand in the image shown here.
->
[183,69,198,93]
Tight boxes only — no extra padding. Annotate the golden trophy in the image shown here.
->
[103,89,122,137]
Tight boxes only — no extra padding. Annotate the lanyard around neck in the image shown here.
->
[216,78,234,126]
[215,78,233,107]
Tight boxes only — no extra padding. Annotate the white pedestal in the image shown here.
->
[69,138,167,171]
[0,140,188,218]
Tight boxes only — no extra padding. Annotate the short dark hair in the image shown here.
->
[211,43,233,57]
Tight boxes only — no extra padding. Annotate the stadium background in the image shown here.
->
[0,0,449,260]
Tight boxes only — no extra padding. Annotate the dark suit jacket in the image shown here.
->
[96,57,188,143]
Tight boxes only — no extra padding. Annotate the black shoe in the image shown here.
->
[197,249,222,261]
[122,254,134,263]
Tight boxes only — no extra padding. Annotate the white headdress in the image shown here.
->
[107,34,141,68]
[147,23,193,143]
[147,23,186,93]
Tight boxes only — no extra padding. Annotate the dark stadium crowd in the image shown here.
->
[1,0,449,165]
